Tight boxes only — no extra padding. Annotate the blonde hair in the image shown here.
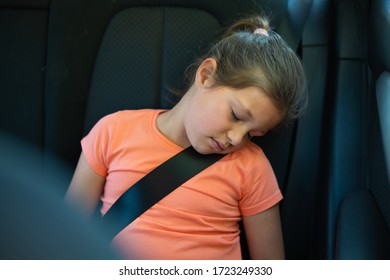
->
[185,15,308,125]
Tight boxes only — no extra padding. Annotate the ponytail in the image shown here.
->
[224,16,271,36]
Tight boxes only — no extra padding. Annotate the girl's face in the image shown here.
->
[183,83,284,155]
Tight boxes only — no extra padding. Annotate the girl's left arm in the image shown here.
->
[242,203,285,259]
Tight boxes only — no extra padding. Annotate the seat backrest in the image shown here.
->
[82,6,222,133]
[333,0,390,259]
[364,0,390,259]
[275,0,331,259]
[314,0,370,259]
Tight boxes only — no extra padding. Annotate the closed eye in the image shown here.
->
[231,110,240,121]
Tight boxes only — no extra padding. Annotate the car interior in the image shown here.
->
[0,0,389,260]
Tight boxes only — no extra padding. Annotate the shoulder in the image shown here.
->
[222,141,277,184]
[212,141,274,183]
[105,109,161,122]
[226,141,268,167]
[83,109,162,142]
[241,140,266,156]
[93,109,162,130]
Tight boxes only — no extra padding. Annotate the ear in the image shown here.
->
[195,58,217,87]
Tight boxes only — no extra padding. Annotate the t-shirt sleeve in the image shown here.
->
[239,149,283,216]
[80,112,118,177]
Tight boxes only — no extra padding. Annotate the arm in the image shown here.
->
[242,203,285,259]
[64,152,106,217]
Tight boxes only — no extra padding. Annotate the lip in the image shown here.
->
[211,138,227,152]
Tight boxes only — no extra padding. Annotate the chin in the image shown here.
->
[194,146,231,155]
[190,144,215,155]
[192,146,212,155]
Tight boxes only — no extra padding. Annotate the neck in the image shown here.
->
[156,90,193,148]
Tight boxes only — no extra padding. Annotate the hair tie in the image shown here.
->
[253,28,269,36]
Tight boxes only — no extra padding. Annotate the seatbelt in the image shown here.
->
[99,146,224,239]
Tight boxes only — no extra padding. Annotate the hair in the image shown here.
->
[183,15,308,126]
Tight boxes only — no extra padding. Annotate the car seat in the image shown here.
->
[332,0,390,259]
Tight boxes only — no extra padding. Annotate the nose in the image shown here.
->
[227,126,248,146]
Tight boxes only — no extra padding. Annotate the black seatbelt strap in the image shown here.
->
[99,146,224,239]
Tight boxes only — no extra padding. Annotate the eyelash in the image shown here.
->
[231,109,253,139]
[231,110,240,121]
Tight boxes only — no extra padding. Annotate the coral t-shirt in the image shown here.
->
[81,109,282,259]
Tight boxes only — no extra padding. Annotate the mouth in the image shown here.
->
[211,138,227,152]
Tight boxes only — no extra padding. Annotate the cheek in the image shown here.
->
[187,99,211,130]
[187,92,228,135]
[188,113,214,134]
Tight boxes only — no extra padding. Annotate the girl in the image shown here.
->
[65,15,307,260]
